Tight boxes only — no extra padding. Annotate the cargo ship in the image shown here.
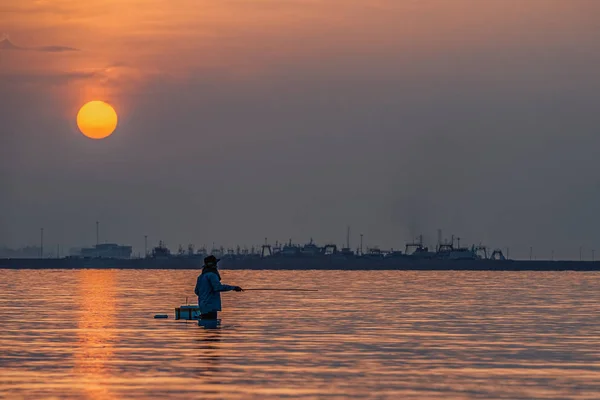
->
[217,238,600,271]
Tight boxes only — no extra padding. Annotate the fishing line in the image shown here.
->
[243,288,318,292]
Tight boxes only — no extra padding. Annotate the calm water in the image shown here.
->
[1,270,600,399]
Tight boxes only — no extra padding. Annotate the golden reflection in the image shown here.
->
[73,270,117,400]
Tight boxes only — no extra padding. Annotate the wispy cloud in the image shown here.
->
[0,36,22,50]
[36,45,80,53]
[0,71,98,86]
[0,35,80,52]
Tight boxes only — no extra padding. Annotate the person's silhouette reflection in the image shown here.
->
[194,328,222,380]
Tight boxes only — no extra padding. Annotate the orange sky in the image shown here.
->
[3,0,598,103]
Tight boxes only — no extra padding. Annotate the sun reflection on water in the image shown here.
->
[73,270,117,399]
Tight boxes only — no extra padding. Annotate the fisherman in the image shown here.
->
[194,255,243,321]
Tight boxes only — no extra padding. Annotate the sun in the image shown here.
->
[77,101,118,139]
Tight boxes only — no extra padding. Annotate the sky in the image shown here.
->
[1,0,600,259]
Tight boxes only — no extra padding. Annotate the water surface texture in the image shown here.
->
[1,270,600,399]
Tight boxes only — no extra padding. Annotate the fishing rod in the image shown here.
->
[243,288,318,292]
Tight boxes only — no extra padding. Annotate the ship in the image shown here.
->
[217,237,600,271]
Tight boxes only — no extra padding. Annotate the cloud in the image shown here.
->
[35,45,80,53]
[0,36,80,53]
[0,71,98,86]
[0,36,24,50]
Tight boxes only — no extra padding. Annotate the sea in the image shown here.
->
[1,270,599,399]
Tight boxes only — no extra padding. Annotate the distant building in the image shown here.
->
[78,243,132,259]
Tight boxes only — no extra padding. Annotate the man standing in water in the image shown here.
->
[194,255,243,321]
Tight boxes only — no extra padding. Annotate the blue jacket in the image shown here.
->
[194,271,236,314]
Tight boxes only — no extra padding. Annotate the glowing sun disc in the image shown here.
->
[77,101,118,139]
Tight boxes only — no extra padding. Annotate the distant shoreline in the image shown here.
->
[2,261,600,271]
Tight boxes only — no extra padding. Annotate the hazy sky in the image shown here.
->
[2,0,600,259]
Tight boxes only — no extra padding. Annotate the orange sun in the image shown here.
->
[77,101,118,139]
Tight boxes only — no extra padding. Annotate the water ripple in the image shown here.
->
[1,270,599,399]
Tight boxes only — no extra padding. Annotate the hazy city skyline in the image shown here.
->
[2,0,600,259]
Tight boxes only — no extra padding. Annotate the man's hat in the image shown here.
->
[204,255,220,266]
